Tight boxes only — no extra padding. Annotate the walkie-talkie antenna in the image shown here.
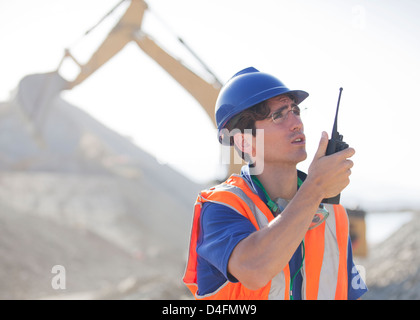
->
[326,87,346,156]
[331,87,343,139]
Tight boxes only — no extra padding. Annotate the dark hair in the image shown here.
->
[224,101,270,162]
[224,94,296,161]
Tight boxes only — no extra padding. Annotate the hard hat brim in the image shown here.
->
[219,88,308,131]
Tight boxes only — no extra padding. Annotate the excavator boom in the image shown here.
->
[64,0,220,124]
[68,0,148,89]
[32,0,241,176]
[134,34,220,125]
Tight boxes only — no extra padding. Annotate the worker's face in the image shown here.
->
[253,95,307,167]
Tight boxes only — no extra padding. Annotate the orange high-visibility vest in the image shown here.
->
[183,175,349,300]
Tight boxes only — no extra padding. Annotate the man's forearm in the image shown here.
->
[227,179,323,290]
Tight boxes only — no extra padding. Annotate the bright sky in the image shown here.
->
[1,0,419,210]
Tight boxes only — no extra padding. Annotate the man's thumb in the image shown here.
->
[314,131,329,160]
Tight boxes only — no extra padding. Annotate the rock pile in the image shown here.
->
[0,73,202,299]
[361,212,420,300]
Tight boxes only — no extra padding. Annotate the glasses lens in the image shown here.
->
[271,110,286,123]
[309,205,329,230]
[271,105,302,124]
[292,105,301,116]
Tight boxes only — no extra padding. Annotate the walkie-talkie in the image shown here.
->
[324,87,349,204]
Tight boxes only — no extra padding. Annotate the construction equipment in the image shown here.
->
[347,208,368,257]
[61,0,220,119]
[25,0,241,176]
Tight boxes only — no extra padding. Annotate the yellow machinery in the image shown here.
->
[55,0,243,176]
[347,208,368,257]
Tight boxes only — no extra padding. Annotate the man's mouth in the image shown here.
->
[291,135,306,144]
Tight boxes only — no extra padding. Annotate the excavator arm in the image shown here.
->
[67,0,147,88]
[63,0,220,125]
[58,0,242,176]
[134,33,220,126]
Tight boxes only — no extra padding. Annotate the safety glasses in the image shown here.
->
[267,104,301,124]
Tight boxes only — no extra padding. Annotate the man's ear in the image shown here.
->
[233,132,254,156]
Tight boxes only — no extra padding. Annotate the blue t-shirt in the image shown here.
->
[195,165,367,300]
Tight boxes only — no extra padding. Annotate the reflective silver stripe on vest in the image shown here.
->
[203,180,287,300]
[207,182,270,229]
[301,203,343,300]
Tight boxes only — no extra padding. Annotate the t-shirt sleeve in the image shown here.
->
[196,202,257,282]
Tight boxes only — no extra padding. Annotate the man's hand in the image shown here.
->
[307,131,355,199]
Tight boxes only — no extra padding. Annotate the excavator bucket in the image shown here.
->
[13,71,69,132]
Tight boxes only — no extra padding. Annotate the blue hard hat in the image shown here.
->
[215,67,308,143]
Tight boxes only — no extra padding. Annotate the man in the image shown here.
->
[183,67,367,300]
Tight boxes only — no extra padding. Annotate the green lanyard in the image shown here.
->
[251,175,279,213]
[251,175,303,214]
[250,174,305,300]
[290,241,305,300]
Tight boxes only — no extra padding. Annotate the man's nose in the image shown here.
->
[288,112,303,131]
